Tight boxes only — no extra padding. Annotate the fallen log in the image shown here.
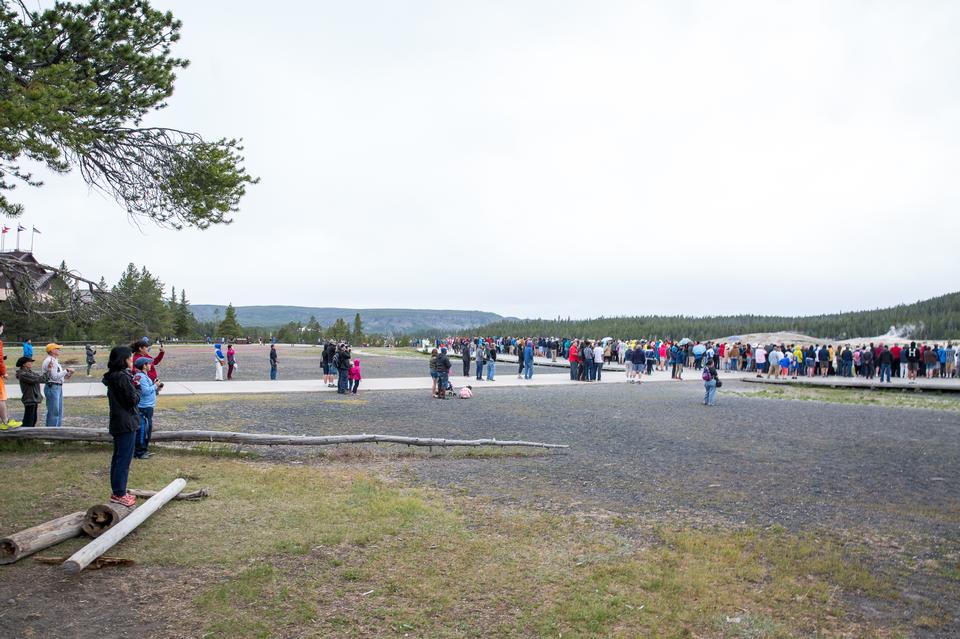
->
[35,555,134,569]
[129,487,210,501]
[0,427,569,449]
[62,478,186,573]
[82,502,136,538]
[0,511,86,565]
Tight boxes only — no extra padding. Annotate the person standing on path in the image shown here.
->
[878,346,893,383]
[475,339,486,381]
[429,348,439,396]
[461,340,471,378]
[322,341,336,387]
[702,360,719,406]
[348,359,362,394]
[269,343,278,380]
[568,340,580,380]
[436,347,452,398]
[523,340,535,380]
[335,343,352,394]
[41,343,72,427]
[103,345,139,507]
[594,342,605,381]
[226,344,237,380]
[214,342,225,381]
[85,343,97,376]
[486,345,496,381]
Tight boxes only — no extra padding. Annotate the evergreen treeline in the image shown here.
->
[470,291,960,341]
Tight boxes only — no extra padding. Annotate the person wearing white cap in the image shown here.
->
[41,343,73,427]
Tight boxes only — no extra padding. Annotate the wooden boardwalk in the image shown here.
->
[741,376,960,393]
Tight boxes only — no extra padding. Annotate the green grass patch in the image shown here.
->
[734,385,960,412]
[64,393,287,418]
[0,442,900,638]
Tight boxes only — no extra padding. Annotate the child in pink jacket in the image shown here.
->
[348,359,361,394]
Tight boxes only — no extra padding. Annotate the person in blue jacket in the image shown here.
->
[133,357,157,459]
[523,340,535,379]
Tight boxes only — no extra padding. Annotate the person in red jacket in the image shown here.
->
[568,340,579,381]
[129,338,164,389]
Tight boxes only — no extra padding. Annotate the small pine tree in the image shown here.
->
[353,313,363,344]
[217,304,243,338]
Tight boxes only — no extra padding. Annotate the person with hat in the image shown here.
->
[0,322,21,429]
[130,338,164,386]
[133,357,157,459]
[15,355,45,428]
[41,342,72,427]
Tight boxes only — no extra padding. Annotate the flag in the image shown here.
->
[32,227,41,234]
[1,227,8,234]
[16,224,25,232]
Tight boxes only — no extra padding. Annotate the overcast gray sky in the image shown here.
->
[12,0,960,318]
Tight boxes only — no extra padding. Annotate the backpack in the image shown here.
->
[702,368,712,381]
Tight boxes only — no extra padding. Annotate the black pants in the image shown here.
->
[21,403,37,427]
[462,360,470,376]
[351,379,360,393]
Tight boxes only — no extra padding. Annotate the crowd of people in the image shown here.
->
[431,336,958,381]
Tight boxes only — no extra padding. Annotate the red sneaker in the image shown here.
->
[110,494,137,508]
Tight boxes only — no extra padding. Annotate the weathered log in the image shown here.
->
[34,555,135,569]
[128,487,210,501]
[82,502,137,538]
[0,511,86,564]
[63,478,186,573]
[0,427,569,449]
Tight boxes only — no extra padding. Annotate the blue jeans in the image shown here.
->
[110,430,136,497]
[595,362,603,381]
[270,364,277,380]
[136,406,154,457]
[337,369,349,393]
[437,372,449,394]
[476,361,484,380]
[704,380,717,406]
[523,361,533,379]
[880,364,891,383]
[569,361,578,380]
[486,361,495,380]
[44,384,63,427]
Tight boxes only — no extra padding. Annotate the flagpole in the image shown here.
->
[30,229,35,253]
[15,226,20,252]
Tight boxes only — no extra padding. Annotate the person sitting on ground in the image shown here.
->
[103,345,141,508]
[458,385,473,399]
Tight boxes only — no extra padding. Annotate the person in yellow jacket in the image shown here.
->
[0,322,22,429]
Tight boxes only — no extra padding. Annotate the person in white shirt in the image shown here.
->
[41,343,73,427]
[593,343,605,381]
[753,345,766,378]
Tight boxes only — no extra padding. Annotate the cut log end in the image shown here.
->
[0,539,20,564]
[82,503,136,538]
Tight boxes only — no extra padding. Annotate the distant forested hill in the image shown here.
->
[470,292,960,341]
[190,305,506,335]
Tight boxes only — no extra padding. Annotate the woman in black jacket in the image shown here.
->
[102,345,140,507]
